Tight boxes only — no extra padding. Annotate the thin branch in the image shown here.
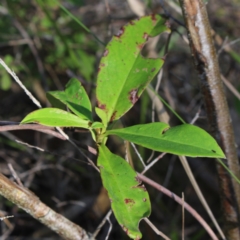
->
[179,156,226,240]
[105,213,113,240]
[141,152,167,174]
[182,192,185,240]
[91,210,112,239]
[144,218,170,240]
[221,75,240,101]
[0,173,90,240]
[0,58,41,108]
[0,123,97,155]
[8,163,23,187]
[0,124,67,140]
[130,142,146,167]
[138,173,219,240]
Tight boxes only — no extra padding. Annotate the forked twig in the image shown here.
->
[144,218,170,240]
[91,210,112,240]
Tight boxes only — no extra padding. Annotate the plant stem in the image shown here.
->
[179,0,240,238]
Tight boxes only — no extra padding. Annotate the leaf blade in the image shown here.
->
[106,123,225,158]
[96,15,170,123]
[21,108,90,128]
[98,145,151,239]
[47,78,92,120]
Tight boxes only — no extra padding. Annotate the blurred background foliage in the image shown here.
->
[0,0,240,239]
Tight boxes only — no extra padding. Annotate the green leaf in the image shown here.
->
[98,145,151,239]
[21,108,90,128]
[96,15,170,124]
[47,78,92,120]
[106,123,225,158]
[95,107,108,127]
[91,121,104,129]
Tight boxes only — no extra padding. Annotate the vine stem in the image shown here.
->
[178,0,240,238]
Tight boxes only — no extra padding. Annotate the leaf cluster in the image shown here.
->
[21,15,224,239]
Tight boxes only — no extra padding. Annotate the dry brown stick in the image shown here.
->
[0,124,97,155]
[138,174,219,240]
[179,0,240,238]
[0,124,67,140]
[0,173,90,240]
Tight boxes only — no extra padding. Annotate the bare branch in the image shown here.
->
[0,124,67,140]
[179,0,240,238]
[138,173,219,240]
[144,218,170,240]
[0,173,90,240]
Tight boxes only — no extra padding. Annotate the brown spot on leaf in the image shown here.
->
[115,27,125,38]
[103,49,109,57]
[151,68,156,72]
[124,198,135,204]
[129,20,135,25]
[137,43,144,50]
[151,14,157,25]
[110,111,117,122]
[143,32,149,40]
[135,176,142,184]
[139,184,147,191]
[143,198,147,202]
[122,225,128,234]
[97,100,106,110]
[100,63,105,67]
[124,199,135,208]
[129,89,139,104]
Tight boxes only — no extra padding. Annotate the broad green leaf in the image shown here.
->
[96,15,170,124]
[106,123,225,158]
[21,108,90,128]
[98,145,151,239]
[47,78,92,120]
